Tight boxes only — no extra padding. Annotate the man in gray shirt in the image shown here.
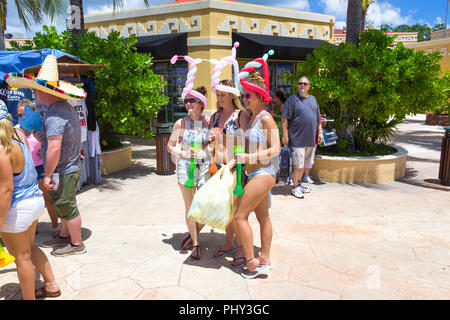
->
[6,54,88,257]
[282,76,323,199]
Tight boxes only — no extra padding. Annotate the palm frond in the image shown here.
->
[111,0,124,12]
[42,0,67,22]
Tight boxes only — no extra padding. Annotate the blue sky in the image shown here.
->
[5,0,450,37]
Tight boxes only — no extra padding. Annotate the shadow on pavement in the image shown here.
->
[394,130,443,152]
[77,161,157,195]
[35,222,92,246]
[132,148,156,160]
[397,178,450,192]
[0,283,21,300]
[162,230,261,274]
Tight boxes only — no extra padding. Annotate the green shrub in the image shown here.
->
[11,26,169,149]
[283,29,449,153]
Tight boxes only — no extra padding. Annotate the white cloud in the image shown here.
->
[366,1,412,27]
[86,0,150,15]
[320,0,348,20]
[334,20,346,29]
[321,0,413,28]
[5,1,68,37]
[278,0,310,11]
[85,5,115,15]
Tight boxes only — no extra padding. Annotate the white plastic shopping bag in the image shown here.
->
[188,165,234,230]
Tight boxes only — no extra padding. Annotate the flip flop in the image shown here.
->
[241,265,272,279]
[231,256,246,268]
[190,245,201,260]
[213,247,237,258]
[35,286,61,299]
[256,264,274,273]
[181,235,193,250]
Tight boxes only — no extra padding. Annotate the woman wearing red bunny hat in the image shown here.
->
[233,51,280,279]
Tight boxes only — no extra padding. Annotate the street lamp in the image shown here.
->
[445,0,449,38]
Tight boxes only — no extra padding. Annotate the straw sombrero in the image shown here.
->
[4,54,86,101]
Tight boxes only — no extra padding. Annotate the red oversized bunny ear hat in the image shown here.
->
[237,50,274,104]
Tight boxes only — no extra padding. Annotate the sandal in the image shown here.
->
[240,257,266,279]
[35,286,61,299]
[231,256,246,268]
[191,245,201,260]
[213,247,237,258]
[181,235,193,250]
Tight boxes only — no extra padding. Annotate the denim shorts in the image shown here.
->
[35,164,45,181]
[177,159,211,187]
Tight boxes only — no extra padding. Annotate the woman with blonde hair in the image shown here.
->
[234,71,280,279]
[0,101,60,299]
[209,79,250,268]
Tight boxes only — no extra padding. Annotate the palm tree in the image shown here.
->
[345,0,363,47]
[0,0,67,50]
[361,0,375,33]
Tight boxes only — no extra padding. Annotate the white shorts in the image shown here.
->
[1,196,45,233]
[292,147,316,169]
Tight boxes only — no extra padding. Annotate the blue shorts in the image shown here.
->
[35,164,44,181]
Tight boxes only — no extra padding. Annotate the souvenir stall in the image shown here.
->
[0,49,105,190]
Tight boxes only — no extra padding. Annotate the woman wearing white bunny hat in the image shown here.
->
[207,42,251,268]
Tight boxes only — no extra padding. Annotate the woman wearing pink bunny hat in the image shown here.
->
[167,55,211,260]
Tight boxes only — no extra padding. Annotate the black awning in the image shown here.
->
[134,33,187,60]
[232,32,335,60]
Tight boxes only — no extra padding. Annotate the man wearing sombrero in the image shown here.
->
[5,54,88,257]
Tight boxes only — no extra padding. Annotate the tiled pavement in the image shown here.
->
[1,114,449,300]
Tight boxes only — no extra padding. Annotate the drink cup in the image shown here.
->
[52,173,59,191]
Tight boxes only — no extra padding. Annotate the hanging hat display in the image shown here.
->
[4,54,86,101]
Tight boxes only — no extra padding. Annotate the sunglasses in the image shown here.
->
[184,98,201,104]
[243,93,253,100]
[298,82,309,86]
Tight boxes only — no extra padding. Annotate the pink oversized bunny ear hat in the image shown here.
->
[170,55,207,109]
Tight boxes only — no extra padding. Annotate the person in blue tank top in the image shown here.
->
[233,72,281,279]
[0,102,60,300]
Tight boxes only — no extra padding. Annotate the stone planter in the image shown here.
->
[311,145,408,183]
[426,114,450,126]
[100,141,132,175]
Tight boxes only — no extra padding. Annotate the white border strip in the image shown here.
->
[404,38,450,48]
[85,0,335,24]
[314,145,408,161]
[187,37,232,47]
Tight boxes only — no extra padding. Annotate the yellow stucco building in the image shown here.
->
[404,38,450,74]
[85,0,335,123]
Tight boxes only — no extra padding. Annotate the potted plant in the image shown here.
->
[11,26,169,175]
[282,29,449,183]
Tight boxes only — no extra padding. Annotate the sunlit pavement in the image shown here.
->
[1,114,449,300]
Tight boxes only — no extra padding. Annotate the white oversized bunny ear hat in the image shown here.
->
[209,42,240,96]
[5,54,86,101]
